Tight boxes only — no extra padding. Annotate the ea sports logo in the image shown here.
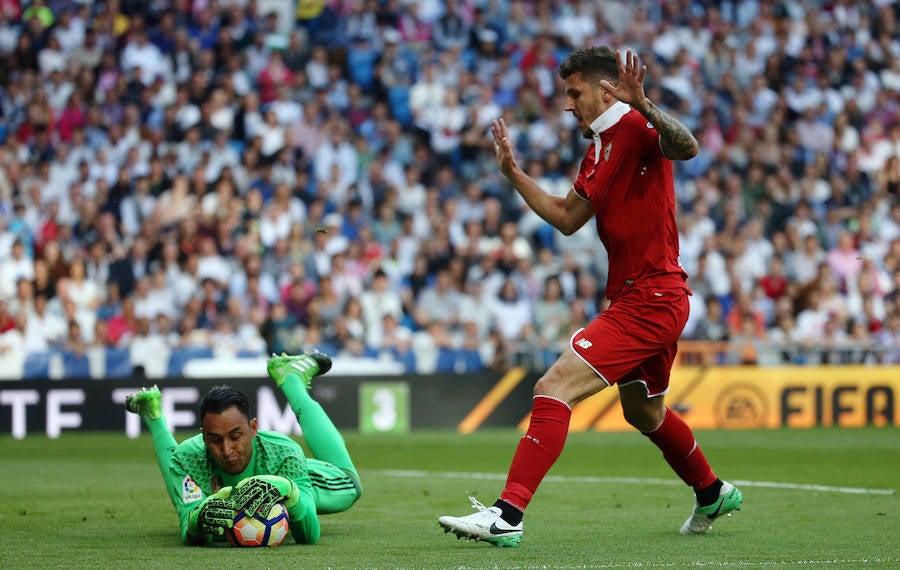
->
[714,384,768,429]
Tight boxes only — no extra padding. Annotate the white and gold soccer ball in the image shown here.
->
[226,503,291,547]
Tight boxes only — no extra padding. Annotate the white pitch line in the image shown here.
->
[373,470,896,496]
[454,558,896,569]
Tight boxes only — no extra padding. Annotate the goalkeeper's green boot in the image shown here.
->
[680,481,743,534]
[125,385,162,420]
[266,352,332,388]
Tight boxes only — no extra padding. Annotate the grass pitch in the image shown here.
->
[1,428,897,569]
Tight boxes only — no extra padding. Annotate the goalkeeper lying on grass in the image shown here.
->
[125,352,362,545]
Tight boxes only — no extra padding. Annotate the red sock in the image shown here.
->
[500,395,572,511]
[644,407,717,490]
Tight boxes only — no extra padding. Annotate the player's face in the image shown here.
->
[563,72,607,139]
[202,407,259,475]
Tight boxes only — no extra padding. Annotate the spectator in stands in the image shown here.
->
[690,297,729,343]
[408,61,446,133]
[67,258,101,311]
[725,290,767,339]
[62,318,85,355]
[369,312,413,356]
[532,275,571,349]
[758,256,789,300]
[490,277,533,349]
[106,295,139,348]
[26,293,65,352]
[414,267,462,330]
[728,312,763,366]
[0,239,33,300]
[1,0,899,379]
[358,268,403,335]
[827,230,863,285]
[31,258,54,300]
[0,309,26,380]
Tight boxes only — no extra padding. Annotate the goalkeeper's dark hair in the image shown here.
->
[201,385,252,420]
[559,46,619,84]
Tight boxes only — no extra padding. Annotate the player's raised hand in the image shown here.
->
[599,49,648,110]
[491,118,518,178]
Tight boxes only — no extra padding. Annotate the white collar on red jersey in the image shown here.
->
[589,101,631,162]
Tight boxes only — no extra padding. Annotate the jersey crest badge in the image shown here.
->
[603,143,612,161]
[182,475,203,503]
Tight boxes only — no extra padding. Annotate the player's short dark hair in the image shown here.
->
[200,385,252,421]
[559,46,619,84]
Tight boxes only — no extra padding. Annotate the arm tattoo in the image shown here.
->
[640,100,699,161]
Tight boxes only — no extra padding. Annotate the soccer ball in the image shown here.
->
[227,503,291,547]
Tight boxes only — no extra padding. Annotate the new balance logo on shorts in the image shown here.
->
[575,338,593,349]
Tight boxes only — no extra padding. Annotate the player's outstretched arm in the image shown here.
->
[600,49,698,161]
[635,97,698,161]
[491,118,594,235]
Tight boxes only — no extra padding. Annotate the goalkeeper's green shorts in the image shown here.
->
[307,458,362,514]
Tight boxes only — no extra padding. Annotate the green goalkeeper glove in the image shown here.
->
[231,475,299,517]
[188,487,235,536]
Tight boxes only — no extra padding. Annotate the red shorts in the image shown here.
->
[570,287,689,397]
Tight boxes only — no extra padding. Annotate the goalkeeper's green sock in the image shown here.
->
[281,374,357,478]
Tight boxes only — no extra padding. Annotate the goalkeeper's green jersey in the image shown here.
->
[168,430,319,544]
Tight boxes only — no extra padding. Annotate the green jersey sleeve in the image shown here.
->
[167,434,218,545]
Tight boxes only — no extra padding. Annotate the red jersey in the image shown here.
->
[572,102,688,300]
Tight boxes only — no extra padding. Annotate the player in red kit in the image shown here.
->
[438,47,742,547]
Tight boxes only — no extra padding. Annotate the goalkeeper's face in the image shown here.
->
[201,406,259,475]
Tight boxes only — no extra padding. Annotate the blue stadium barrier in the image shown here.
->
[457,348,485,373]
[435,347,458,374]
[61,351,91,379]
[316,342,340,358]
[237,349,265,358]
[23,352,52,379]
[167,346,215,377]
[540,349,562,369]
[390,347,416,373]
[104,348,133,378]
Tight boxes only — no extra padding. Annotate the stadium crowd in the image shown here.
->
[1,0,900,379]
